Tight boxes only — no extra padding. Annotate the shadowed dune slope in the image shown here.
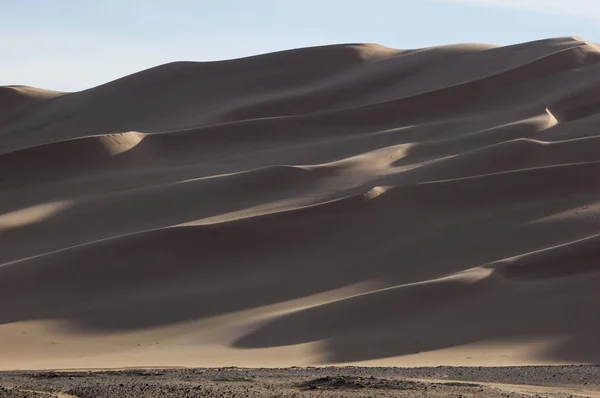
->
[1,36,600,369]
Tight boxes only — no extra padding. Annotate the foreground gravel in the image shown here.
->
[0,366,598,397]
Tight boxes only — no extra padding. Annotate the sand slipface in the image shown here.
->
[1,36,600,370]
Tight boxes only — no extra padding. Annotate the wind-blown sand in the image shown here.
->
[1,36,600,370]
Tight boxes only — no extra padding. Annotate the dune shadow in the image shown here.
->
[1,174,600,337]
[232,250,600,364]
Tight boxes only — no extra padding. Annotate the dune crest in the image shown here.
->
[0,85,65,121]
[1,37,600,370]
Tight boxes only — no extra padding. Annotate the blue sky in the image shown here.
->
[2,0,599,91]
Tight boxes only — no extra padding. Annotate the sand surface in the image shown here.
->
[1,36,600,370]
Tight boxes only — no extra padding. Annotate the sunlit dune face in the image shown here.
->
[98,131,146,156]
[0,201,72,231]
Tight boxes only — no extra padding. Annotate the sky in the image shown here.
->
[2,0,599,91]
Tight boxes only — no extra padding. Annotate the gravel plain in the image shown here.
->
[0,366,599,397]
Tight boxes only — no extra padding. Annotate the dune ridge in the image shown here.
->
[1,36,600,370]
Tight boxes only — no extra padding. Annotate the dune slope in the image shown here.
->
[1,37,600,370]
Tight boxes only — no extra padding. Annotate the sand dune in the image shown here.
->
[1,36,600,370]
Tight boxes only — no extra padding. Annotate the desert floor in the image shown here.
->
[1,366,599,397]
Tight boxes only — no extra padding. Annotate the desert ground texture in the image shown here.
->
[0,366,599,397]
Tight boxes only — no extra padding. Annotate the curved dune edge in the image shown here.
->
[0,86,66,123]
[0,86,65,107]
[2,37,600,370]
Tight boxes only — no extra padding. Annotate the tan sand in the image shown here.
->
[1,36,600,370]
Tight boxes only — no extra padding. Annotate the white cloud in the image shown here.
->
[437,0,600,20]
